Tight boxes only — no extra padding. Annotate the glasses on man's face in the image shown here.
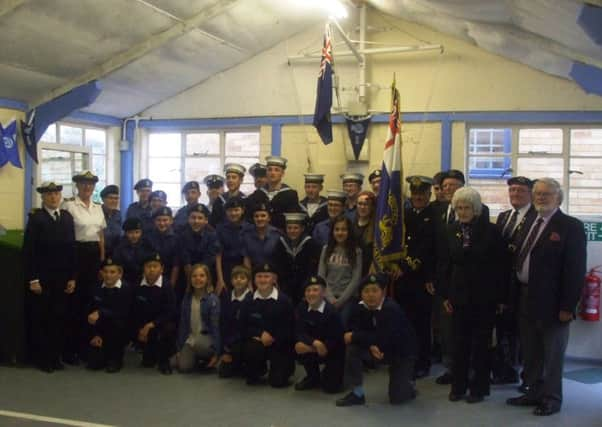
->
[534,191,555,198]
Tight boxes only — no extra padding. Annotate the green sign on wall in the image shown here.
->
[584,222,602,242]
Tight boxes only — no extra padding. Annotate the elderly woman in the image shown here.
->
[62,170,106,364]
[439,187,508,403]
[352,191,376,276]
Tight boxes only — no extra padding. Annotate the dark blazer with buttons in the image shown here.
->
[439,218,509,307]
[524,209,586,326]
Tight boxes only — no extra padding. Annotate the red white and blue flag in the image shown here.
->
[374,76,405,270]
[313,24,334,145]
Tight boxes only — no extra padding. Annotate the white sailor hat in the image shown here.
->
[224,163,246,176]
[284,212,307,224]
[265,155,287,169]
[326,189,347,202]
[304,174,325,184]
[340,173,364,184]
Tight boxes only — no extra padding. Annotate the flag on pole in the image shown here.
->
[21,109,38,163]
[313,23,334,145]
[0,119,22,168]
[373,75,405,272]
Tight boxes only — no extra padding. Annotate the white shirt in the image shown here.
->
[306,202,320,218]
[102,279,122,289]
[307,300,326,313]
[503,203,531,236]
[253,287,278,300]
[359,298,384,311]
[517,208,558,284]
[63,196,106,242]
[44,206,60,220]
[141,275,163,288]
[231,288,251,302]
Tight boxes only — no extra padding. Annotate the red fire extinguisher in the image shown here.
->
[580,266,602,321]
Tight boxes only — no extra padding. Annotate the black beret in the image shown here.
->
[368,169,382,183]
[150,190,167,201]
[188,203,210,218]
[443,169,465,184]
[304,275,326,289]
[507,176,533,189]
[36,181,63,194]
[203,175,225,189]
[182,181,200,193]
[224,197,245,210]
[100,185,119,198]
[72,170,99,184]
[143,252,163,265]
[152,206,172,219]
[122,217,142,231]
[359,273,388,291]
[134,179,153,190]
[251,202,271,215]
[101,257,122,268]
[253,263,275,275]
[249,163,267,178]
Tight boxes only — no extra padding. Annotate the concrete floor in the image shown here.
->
[1,356,601,427]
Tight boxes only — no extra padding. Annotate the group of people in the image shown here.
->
[22,154,586,416]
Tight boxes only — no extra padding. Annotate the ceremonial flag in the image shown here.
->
[0,119,22,168]
[313,24,334,145]
[21,109,38,163]
[373,76,405,271]
[345,114,371,160]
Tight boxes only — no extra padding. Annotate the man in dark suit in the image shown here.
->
[506,177,586,416]
[493,176,537,385]
[23,182,77,372]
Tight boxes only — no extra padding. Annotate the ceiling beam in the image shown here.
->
[134,0,247,53]
[0,0,27,18]
[30,0,239,109]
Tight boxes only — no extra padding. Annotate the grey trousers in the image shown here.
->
[174,335,214,373]
[519,287,569,405]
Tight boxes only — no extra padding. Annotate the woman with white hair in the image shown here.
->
[439,187,508,404]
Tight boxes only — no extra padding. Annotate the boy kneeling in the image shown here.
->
[239,263,295,387]
[294,276,344,393]
[336,273,417,406]
[86,258,132,373]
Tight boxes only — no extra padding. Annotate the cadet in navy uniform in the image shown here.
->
[126,178,153,222]
[216,197,252,295]
[247,156,299,231]
[492,176,536,386]
[299,174,328,234]
[395,176,437,379]
[341,172,364,221]
[218,265,253,378]
[241,202,281,268]
[174,181,201,232]
[294,276,344,393]
[179,203,221,289]
[336,273,417,407]
[272,212,321,305]
[100,185,122,258]
[204,174,226,227]
[368,169,382,197]
[239,263,295,387]
[62,170,106,363]
[145,207,180,289]
[131,252,177,374]
[223,163,247,200]
[86,258,132,373]
[23,182,77,372]
[312,190,346,247]
[113,218,153,287]
[249,163,268,190]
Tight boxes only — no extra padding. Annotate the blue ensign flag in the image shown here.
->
[313,24,334,145]
[373,77,405,271]
[0,120,22,168]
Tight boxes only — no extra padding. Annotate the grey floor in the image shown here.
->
[1,355,601,427]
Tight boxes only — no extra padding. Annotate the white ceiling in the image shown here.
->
[0,0,600,119]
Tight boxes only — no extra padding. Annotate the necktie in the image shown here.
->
[515,218,544,272]
[448,208,455,224]
[53,211,60,222]
[503,210,519,239]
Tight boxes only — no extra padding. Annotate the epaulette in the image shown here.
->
[29,208,42,216]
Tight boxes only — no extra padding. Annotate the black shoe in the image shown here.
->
[105,361,122,373]
[158,363,172,375]
[533,401,561,416]
[436,372,453,385]
[62,354,80,365]
[466,394,484,404]
[506,395,539,407]
[448,392,464,402]
[295,376,320,391]
[336,392,366,407]
[518,383,531,394]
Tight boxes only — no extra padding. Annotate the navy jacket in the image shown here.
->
[88,281,133,332]
[239,291,294,349]
[177,292,221,354]
[113,238,153,286]
[178,225,221,267]
[102,206,122,257]
[221,290,253,351]
[273,235,321,304]
[130,280,177,334]
[295,300,344,354]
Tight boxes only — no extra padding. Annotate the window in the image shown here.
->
[39,123,109,202]
[147,130,261,207]
[467,126,602,219]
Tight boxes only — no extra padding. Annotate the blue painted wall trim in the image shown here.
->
[120,120,135,213]
[66,110,123,127]
[570,61,602,96]
[441,119,452,170]
[271,123,282,155]
[0,98,28,112]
